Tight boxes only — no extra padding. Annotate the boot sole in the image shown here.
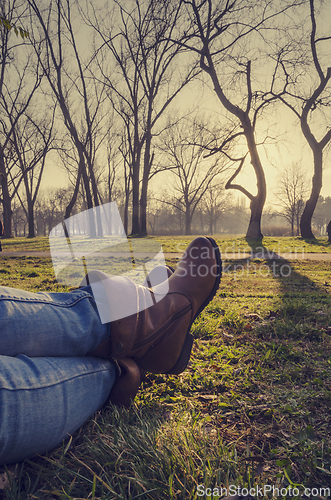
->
[167,237,222,375]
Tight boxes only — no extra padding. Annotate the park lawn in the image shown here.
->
[0,253,331,499]
[0,236,51,252]
[1,235,331,255]
[156,235,331,255]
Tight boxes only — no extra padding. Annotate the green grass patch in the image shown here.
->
[0,236,51,252]
[155,236,331,254]
[0,253,331,499]
[0,257,72,292]
[1,235,331,254]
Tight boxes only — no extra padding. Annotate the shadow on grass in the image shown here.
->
[243,235,331,325]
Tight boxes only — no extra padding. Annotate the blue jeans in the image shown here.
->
[0,286,117,465]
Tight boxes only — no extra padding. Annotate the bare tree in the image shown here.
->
[10,197,26,236]
[267,0,331,239]
[11,110,56,237]
[275,162,309,236]
[171,0,304,240]
[146,192,162,235]
[159,118,229,235]
[27,0,112,235]
[88,0,198,235]
[201,183,232,235]
[0,0,42,236]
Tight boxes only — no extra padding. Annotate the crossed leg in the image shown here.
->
[0,355,116,465]
[0,285,117,465]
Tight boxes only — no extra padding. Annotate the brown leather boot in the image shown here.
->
[89,237,221,375]
[107,358,143,407]
[106,265,174,407]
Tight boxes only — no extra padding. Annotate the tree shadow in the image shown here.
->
[243,236,330,298]
[209,236,330,348]
[231,236,331,358]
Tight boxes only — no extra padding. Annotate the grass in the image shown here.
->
[0,238,331,499]
[0,237,51,252]
[156,235,331,255]
[1,235,331,254]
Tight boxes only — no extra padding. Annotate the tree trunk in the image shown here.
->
[185,208,192,235]
[123,195,129,235]
[0,144,12,238]
[86,155,103,237]
[65,168,82,220]
[300,147,322,239]
[140,176,148,237]
[140,131,153,237]
[130,103,142,236]
[243,124,266,240]
[78,148,96,238]
[209,66,267,240]
[27,201,35,238]
[246,197,264,240]
[22,169,35,238]
[131,157,140,235]
[296,211,300,236]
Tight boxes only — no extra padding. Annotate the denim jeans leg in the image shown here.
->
[0,285,110,357]
[0,354,116,465]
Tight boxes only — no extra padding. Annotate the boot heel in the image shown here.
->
[166,333,194,374]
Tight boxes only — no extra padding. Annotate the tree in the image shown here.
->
[173,0,263,239]
[0,1,42,236]
[159,118,229,235]
[146,192,162,235]
[89,0,197,235]
[11,110,56,237]
[275,162,309,236]
[268,0,331,239]
[11,198,26,236]
[201,183,232,235]
[28,0,112,235]
[172,0,306,240]
[158,198,185,235]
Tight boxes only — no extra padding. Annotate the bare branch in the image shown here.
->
[309,0,323,81]
[224,154,254,202]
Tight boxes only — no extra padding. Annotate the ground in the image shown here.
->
[0,236,331,499]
